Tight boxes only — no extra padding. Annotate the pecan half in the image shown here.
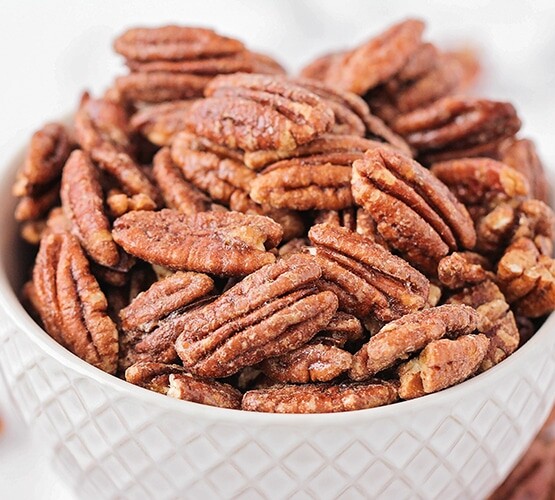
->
[352,147,476,274]
[437,252,495,290]
[398,334,489,399]
[447,281,519,371]
[125,362,241,409]
[61,150,120,268]
[173,254,338,378]
[242,380,398,413]
[186,73,335,151]
[14,184,60,222]
[317,311,364,347]
[328,19,425,95]
[13,123,72,197]
[309,223,430,321]
[393,97,521,161]
[112,209,282,276]
[259,342,352,383]
[114,26,245,62]
[349,304,479,381]
[299,51,344,82]
[498,137,549,204]
[32,232,118,373]
[497,237,555,318]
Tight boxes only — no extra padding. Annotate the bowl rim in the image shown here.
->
[1,134,554,426]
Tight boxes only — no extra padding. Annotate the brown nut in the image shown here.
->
[497,237,555,318]
[398,334,489,399]
[32,232,118,374]
[352,147,476,274]
[112,209,282,276]
[125,362,242,409]
[61,150,120,268]
[114,26,245,62]
[328,19,425,95]
[498,137,549,204]
[241,380,398,413]
[317,311,365,347]
[437,252,495,290]
[349,304,479,381]
[186,73,335,152]
[393,97,521,160]
[14,184,60,222]
[447,281,519,371]
[259,342,353,383]
[309,223,430,321]
[173,254,338,378]
[13,123,72,197]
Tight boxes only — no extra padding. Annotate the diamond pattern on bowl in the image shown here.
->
[1,317,555,500]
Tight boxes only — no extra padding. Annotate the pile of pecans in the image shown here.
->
[14,19,555,413]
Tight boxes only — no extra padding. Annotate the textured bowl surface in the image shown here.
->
[1,143,555,500]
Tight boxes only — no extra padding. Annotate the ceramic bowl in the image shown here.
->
[1,143,554,500]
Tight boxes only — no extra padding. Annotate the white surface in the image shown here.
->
[1,1,555,499]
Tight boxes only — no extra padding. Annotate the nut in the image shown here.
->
[32,232,118,373]
[174,254,338,377]
[437,252,495,290]
[112,209,282,276]
[309,223,430,321]
[241,380,398,413]
[398,334,489,399]
[349,304,479,380]
[352,147,476,274]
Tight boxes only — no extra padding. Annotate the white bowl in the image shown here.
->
[1,142,554,500]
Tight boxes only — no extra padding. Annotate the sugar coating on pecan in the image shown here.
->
[61,150,120,268]
[398,334,489,399]
[112,209,282,276]
[447,280,519,371]
[349,304,479,381]
[497,237,555,318]
[498,137,549,204]
[186,73,335,152]
[32,232,118,373]
[242,380,399,413]
[174,254,338,378]
[328,19,425,95]
[393,97,521,159]
[259,342,353,384]
[125,362,241,409]
[114,26,245,62]
[352,147,476,274]
[309,223,430,321]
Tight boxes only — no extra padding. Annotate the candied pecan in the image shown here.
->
[309,223,430,321]
[328,19,425,95]
[300,51,344,81]
[119,271,214,334]
[497,237,555,318]
[152,147,213,215]
[114,26,245,62]
[498,137,549,203]
[187,73,335,152]
[115,72,211,103]
[398,334,489,399]
[349,304,479,381]
[61,150,120,268]
[430,157,529,215]
[130,100,197,146]
[317,311,364,347]
[393,97,521,160]
[20,220,47,245]
[277,238,310,258]
[173,255,338,378]
[314,208,387,247]
[32,232,118,373]
[106,189,157,218]
[437,252,495,290]
[250,152,357,211]
[352,147,476,274]
[242,380,398,413]
[125,362,241,409]
[112,209,282,276]
[259,342,353,383]
[12,123,72,197]
[14,184,60,222]
[445,47,481,90]
[447,281,519,371]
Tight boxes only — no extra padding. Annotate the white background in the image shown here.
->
[1,1,555,498]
